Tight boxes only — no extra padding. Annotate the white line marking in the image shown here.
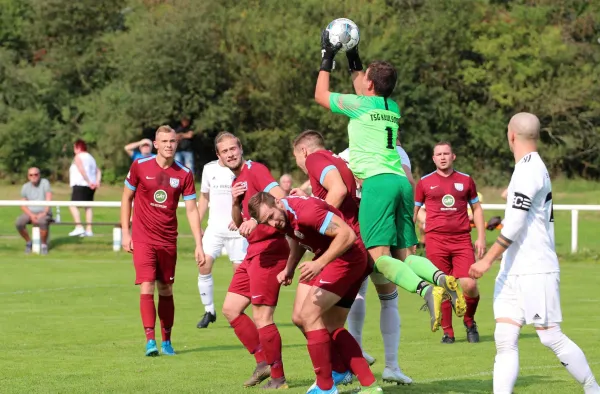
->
[0,284,128,296]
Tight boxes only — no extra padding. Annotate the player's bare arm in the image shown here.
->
[197,191,209,234]
[298,214,356,282]
[315,71,332,109]
[471,202,486,259]
[278,239,306,286]
[321,168,347,209]
[185,198,205,267]
[231,183,246,227]
[120,186,135,253]
[413,205,422,224]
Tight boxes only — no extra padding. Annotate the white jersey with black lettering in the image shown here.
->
[499,152,559,276]
[200,160,241,238]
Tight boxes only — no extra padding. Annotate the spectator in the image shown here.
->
[16,168,52,255]
[68,139,101,237]
[175,117,195,173]
[124,138,153,161]
[279,173,293,196]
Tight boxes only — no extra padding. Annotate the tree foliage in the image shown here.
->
[0,0,598,184]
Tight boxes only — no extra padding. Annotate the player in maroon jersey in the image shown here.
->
[414,141,486,344]
[215,132,290,390]
[249,193,382,393]
[120,125,204,357]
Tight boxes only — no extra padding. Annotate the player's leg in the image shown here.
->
[222,258,268,386]
[527,274,600,392]
[292,282,313,331]
[451,234,480,342]
[39,214,50,254]
[249,258,288,389]
[347,278,373,363]
[15,214,32,253]
[197,228,221,328]
[133,242,159,356]
[360,175,446,332]
[392,174,418,262]
[156,245,177,355]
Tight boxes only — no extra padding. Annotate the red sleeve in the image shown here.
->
[125,161,139,192]
[414,180,425,206]
[182,171,197,201]
[297,200,334,235]
[305,154,334,185]
[250,162,278,193]
[468,177,479,204]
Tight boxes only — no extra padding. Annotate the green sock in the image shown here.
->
[374,255,428,294]
[404,255,444,285]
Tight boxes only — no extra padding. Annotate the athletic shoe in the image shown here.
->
[306,384,338,394]
[465,322,480,343]
[437,275,467,317]
[382,367,413,385]
[41,244,48,255]
[261,377,288,389]
[69,227,85,237]
[81,231,93,237]
[307,370,353,392]
[357,384,383,393]
[145,339,159,357]
[25,242,32,254]
[244,362,271,387]
[420,285,445,332]
[197,311,216,328]
[362,351,376,366]
[440,333,455,344]
[161,340,176,355]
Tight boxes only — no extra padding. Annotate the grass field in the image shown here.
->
[0,180,599,393]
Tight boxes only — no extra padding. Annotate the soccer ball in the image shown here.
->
[325,18,360,53]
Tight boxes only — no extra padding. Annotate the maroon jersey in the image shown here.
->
[305,150,360,233]
[232,160,289,259]
[281,196,363,262]
[125,156,196,245]
[414,170,479,235]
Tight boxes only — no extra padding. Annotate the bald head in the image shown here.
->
[509,112,540,141]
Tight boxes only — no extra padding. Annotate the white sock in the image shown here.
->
[493,323,521,394]
[347,278,369,347]
[198,273,215,314]
[379,290,400,370]
[537,325,600,393]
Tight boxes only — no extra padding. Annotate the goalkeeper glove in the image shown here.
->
[346,44,363,73]
[320,30,342,72]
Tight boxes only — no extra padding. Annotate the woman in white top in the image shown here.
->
[68,139,101,237]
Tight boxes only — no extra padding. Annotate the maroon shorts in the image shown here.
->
[302,242,371,308]
[228,253,287,306]
[425,232,475,278]
[133,242,177,284]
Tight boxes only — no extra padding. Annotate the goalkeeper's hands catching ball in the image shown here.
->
[346,42,363,73]
[320,30,342,72]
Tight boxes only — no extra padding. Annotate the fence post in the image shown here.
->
[32,226,41,254]
[571,210,578,254]
[113,226,122,252]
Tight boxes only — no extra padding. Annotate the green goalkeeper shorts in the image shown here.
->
[359,173,418,250]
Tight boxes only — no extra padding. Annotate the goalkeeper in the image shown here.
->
[314,31,466,332]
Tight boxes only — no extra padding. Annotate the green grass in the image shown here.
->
[0,180,599,393]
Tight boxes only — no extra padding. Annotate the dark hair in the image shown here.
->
[214,131,241,152]
[248,192,277,222]
[434,141,453,153]
[367,61,397,98]
[74,139,87,152]
[292,130,325,149]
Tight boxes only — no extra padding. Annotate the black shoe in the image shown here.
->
[465,322,480,343]
[441,333,455,344]
[197,311,216,328]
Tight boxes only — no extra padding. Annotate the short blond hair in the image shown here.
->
[214,131,241,152]
[155,125,175,139]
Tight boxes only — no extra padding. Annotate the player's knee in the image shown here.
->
[459,277,478,296]
[291,310,303,329]
[221,304,240,323]
[156,283,172,296]
[536,325,562,349]
[494,323,520,353]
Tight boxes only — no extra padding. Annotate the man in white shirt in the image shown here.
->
[196,159,248,328]
[469,112,599,394]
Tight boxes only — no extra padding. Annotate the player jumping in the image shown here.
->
[120,125,205,357]
[469,113,599,393]
[217,132,289,389]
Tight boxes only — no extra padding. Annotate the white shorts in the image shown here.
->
[493,272,562,326]
[203,228,247,262]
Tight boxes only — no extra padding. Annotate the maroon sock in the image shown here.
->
[330,339,347,373]
[140,294,156,341]
[463,294,480,328]
[258,324,285,379]
[231,314,266,364]
[331,328,375,387]
[158,295,174,341]
[441,299,454,337]
[306,329,333,390]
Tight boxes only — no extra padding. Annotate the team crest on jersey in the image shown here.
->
[169,177,180,188]
[294,230,305,239]
[454,183,464,191]
[442,194,455,208]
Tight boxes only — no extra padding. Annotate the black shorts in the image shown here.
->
[71,186,95,202]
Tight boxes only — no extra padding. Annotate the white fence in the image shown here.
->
[2,200,599,254]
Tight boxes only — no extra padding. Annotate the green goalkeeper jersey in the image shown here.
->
[329,93,405,180]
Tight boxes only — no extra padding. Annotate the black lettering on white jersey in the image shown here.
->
[545,192,554,222]
[512,192,532,211]
[522,154,532,163]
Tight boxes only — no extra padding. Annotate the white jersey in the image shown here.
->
[499,152,559,276]
[200,160,241,237]
[69,152,98,187]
